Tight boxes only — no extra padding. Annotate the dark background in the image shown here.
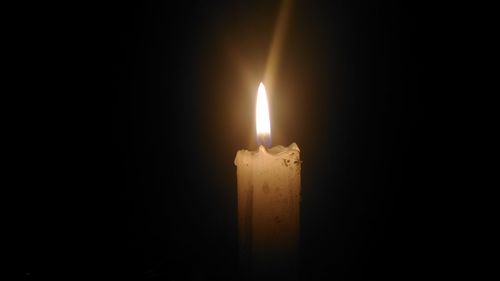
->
[17,1,440,280]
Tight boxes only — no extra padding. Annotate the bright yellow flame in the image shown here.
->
[256,82,271,145]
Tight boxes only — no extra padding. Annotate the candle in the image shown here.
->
[234,83,301,279]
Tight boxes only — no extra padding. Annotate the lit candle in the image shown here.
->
[234,82,301,279]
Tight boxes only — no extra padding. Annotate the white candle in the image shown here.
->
[234,83,301,278]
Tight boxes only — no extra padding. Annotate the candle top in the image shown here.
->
[263,142,300,155]
[234,142,300,166]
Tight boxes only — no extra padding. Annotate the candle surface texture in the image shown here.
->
[235,143,301,277]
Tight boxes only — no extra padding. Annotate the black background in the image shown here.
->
[16,1,443,280]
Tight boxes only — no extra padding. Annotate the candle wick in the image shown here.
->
[257,134,271,148]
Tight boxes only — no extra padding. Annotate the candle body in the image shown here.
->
[235,143,301,280]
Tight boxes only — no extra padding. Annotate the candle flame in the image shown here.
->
[256,82,271,147]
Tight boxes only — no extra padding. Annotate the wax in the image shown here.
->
[235,143,301,279]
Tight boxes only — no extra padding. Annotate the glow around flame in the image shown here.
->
[256,82,271,147]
